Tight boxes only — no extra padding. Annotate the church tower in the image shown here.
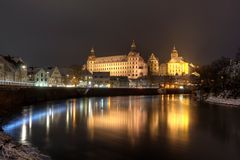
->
[87,47,96,73]
[167,45,189,76]
[89,47,96,57]
[131,40,137,52]
[171,45,179,59]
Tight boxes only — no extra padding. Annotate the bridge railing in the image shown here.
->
[0,80,34,87]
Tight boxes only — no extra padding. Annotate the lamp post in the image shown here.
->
[221,75,224,91]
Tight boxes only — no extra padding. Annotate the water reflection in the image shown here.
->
[87,100,147,145]
[4,105,66,144]
[167,102,189,143]
[4,95,240,159]
[4,95,191,146]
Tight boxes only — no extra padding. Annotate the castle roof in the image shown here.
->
[95,55,128,63]
[148,53,159,61]
[27,67,44,75]
[168,56,185,63]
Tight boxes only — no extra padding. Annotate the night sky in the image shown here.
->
[0,0,240,67]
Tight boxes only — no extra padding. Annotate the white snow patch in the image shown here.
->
[206,96,240,106]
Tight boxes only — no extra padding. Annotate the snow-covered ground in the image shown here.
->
[0,131,50,160]
[206,96,240,106]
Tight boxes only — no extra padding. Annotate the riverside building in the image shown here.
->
[167,45,189,76]
[86,41,148,79]
[148,45,191,76]
[0,55,28,82]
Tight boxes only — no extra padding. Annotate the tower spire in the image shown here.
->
[171,44,178,59]
[89,47,95,56]
[173,44,176,50]
[131,40,137,52]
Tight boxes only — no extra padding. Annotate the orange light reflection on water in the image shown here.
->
[7,95,191,147]
[167,95,190,144]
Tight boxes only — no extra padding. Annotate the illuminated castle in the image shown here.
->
[87,41,148,79]
[148,45,191,76]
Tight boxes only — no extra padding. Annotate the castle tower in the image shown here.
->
[131,40,137,52]
[89,47,96,57]
[171,45,179,59]
[87,47,96,73]
[148,53,159,76]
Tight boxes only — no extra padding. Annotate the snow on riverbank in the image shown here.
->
[0,131,50,160]
[206,96,240,106]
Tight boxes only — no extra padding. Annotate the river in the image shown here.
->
[3,95,240,160]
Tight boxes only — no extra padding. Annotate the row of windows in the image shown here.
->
[111,73,138,77]
[111,71,128,74]
[150,68,159,71]
[93,69,139,74]
[37,73,48,77]
[94,65,143,70]
[37,75,48,78]
[169,70,183,73]
[129,74,138,77]
[94,62,139,67]
[95,62,128,66]
[36,78,47,82]
[129,58,138,61]
[169,65,183,69]
[89,58,141,64]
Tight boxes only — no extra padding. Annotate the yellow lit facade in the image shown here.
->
[167,46,189,76]
[87,41,148,79]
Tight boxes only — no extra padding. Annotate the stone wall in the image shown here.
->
[0,87,159,118]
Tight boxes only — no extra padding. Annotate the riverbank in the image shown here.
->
[0,131,50,160]
[192,90,240,106]
[206,96,240,106]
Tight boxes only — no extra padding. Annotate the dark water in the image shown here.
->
[3,95,240,160]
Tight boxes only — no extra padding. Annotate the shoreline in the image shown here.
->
[206,96,240,107]
[0,131,50,160]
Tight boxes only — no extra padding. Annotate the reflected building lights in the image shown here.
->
[150,112,159,140]
[167,101,190,143]
[3,105,66,144]
[4,95,192,149]
[28,108,32,137]
[66,101,70,132]
[46,108,50,136]
[72,99,77,130]
[21,119,27,144]
[87,97,147,145]
[107,97,111,109]
[80,100,83,117]
[179,94,183,102]
[51,105,54,121]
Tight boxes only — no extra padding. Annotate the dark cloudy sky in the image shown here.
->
[0,0,240,67]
